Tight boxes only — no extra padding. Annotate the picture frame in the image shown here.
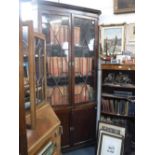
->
[97,130,124,155]
[125,23,135,54]
[114,0,135,14]
[98,121,126,137]
[100,24,125,58]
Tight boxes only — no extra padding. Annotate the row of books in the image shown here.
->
[47,56,93,77]
[47,84,94,106]
[101,99,135,116]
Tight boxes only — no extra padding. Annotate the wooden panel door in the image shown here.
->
[72,15,98,106]
[54,107,71,148]
[40,11,72,107]
[71,104,96,145]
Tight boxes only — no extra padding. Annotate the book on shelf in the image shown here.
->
[110,99,114,113]
[128,101,135,116]
[53,57,59,77]
[75,57,81,76]
[62,57,68,76]
[114,100,118,114]
[81,57,87,76]
[88,57,93,75]
[74,26,80,45]
[57,57,63,76]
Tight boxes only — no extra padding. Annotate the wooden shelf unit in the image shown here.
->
[99,63,135,155]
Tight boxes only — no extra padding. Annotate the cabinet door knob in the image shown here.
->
[70,127,74,132]
[59,125,63,135]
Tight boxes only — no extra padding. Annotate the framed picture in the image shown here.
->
[97,130,124,155]
[98,121,126,137]
[100,24,125,58]
[125,23,135,54]
[114,0,135,14]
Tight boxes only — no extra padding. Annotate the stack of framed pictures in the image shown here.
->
[97,121,126,155]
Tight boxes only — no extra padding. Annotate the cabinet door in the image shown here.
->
[72,15,98,105]
[71,104,96,145]
[54,108,71,148]
[40,11,71,107]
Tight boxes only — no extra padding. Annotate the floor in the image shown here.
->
[62,146,135,155]
[63,146,95,155]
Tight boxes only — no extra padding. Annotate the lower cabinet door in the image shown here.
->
[54,107,71,149]
[71,104,96,145]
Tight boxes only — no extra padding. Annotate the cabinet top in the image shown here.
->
[38,0,101,15]
[101,64,135,71]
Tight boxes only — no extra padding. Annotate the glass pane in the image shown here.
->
[22,26,31,110]
[73,17,95,104]
[34,37,45,105]
[42,14,70,106]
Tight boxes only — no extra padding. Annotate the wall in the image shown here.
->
[45,0,135,24]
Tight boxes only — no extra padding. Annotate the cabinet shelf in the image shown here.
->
[102,93,134,100]
[24,54,44,58]
[102,83,135,89]
[47,77,69,86]
[47,75,93,86]
[101,111,134,118]
[101,64,135,71]
[99,62,135,155]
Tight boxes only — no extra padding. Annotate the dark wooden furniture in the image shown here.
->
[19,20,61,155]
[100,64,135,155]
[38,1,101,151]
